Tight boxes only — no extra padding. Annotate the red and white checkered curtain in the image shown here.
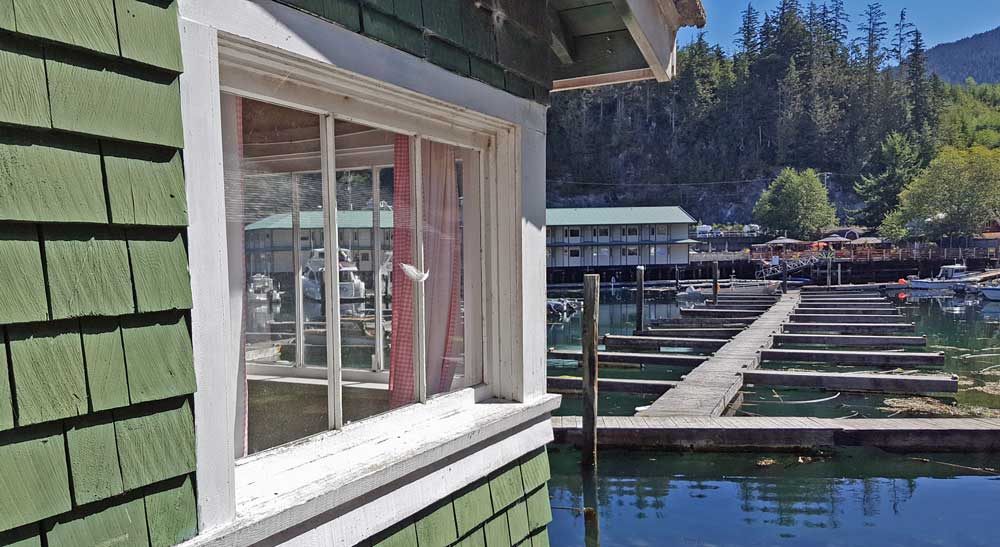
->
[389,136,416,407]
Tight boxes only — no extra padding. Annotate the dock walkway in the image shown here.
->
[638,292,800,417]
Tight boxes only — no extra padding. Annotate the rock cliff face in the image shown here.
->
[546,82,863,224]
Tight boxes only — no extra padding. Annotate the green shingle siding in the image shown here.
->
[114,399,196,491]
[529,529,549,547]
[453,482,493,537]
[415,502,459,547]
[0,225,48,325]
[489,465,524,511]
[65,415,126,505]
[0,341,12,431]
[7,322,88,426]
[393,0,423,27]
[81,319,131,412]
[0,134,107,224]
[0,526,42,547]
[0,41,51,129]
[482,514,511,547]
[128,230,193,312]
[505,501,529,545]
[47,497,149,547]
[423,0,462,45]
[363,7,425,57]
[460,2,495,62]
[454,529,486,547]
[12,0,119,57]
[145,475,198,547]
[524,486,551,531]
[470,58,506,90]
[114,0,183,72]
[104,145,187,227]
[121,313,195,404]
[46,53,183,148]
[0,425,73,531]
[373,523,418,547]
[43,226,135,320]
[428,38,471,76]
[519,450,550,492]
[0,1,13,31]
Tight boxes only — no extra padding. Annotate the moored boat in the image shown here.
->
[907,265,978,291]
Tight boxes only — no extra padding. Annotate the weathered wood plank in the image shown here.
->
[81,318,130,412]
[0,526,42,547]
[681,307,765,318]
[783,322,917,334]
[47,52,184,148]
[489,464,525,512]
[795,301,895,309]
[0,425,72,531]
[525,485,552,532]
[742,369,958,393]
[796,307,900,315]
[761,348,944,367]
[791,314,910,324]
[47,497,149,547]
[603,334,727,350]
[121,313,195,404]
[0,40,50,129]
[13,0,119,55]
[373,523,418,547]
[0,224,48,324]
[104,143,187,226]
[0,340,11,431]
[114,0,183,72]
[0,0,13,31]
[44,225,135,319]
[482,514,510,547]
[7,322,87,425]
[548,349,705,367]
[0,134,107,223]
[128,229,193,312]
[506,500,530,544]
[520,449,550,492]
[773,333,926,347]
[414,500,459,547]
[423,0,463,44]
[145,474,198,547]
[65,414,125,505]
[636,327,742,338]
[362,7,425,56]
[114,398,196,490]
[547,376,677,394]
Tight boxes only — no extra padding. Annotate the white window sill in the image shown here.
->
[181,389,560,547]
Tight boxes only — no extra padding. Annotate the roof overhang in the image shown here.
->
[551,0,706,91]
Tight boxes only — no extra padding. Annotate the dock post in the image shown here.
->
[635,266,646,333]
[837,263,842,285]
[712,261,720,305]
[782,260,789,293]
[827,256,832,286]
[582,274,600,468]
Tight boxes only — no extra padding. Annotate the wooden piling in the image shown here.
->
[782,260,788,293]
[712,261,720,305]
[635,266,646,333]
[582,274,599,468]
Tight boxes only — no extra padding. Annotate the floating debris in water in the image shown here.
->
[756,458,777,467]
[880,397,1000,418]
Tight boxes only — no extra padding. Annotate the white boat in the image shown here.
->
[681,280,780,297]
[982,286,1000,302]
[907,265,977,291]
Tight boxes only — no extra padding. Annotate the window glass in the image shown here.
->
[222,95,328,454]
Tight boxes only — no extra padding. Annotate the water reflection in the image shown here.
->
[549,446,1000,547]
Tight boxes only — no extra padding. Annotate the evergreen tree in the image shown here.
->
[854,132,921,227]
[907,29,936,155]
[890,9,914,63]
[753,168,839,239]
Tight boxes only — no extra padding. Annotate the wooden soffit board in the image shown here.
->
[551,0,706,90]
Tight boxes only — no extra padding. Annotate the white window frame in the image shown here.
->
[178,9,552,537]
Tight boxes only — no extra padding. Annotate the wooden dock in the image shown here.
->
[636,328,745,338]
[783,322,916,334]
[760,348,944,367]
[547,349,706,368]
[773,333,927,347]
[551,416,1000,451]
[741,369,958,393]
[638,292,801,417]
[790,314,910,324]
[603,334,729,350]
[547,376,677,394]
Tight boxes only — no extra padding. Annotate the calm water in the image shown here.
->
[546,289,1000,546]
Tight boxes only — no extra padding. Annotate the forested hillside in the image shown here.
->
[547,1,1000,225]
[927,27,1000,84]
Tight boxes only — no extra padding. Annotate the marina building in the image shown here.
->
[0,2,703,547]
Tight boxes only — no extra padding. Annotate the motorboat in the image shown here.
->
[981,285,1000,302]
[680,279,780,297]
[907,265,977,291]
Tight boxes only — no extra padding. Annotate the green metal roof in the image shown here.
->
[246,210,394,231]
[546,207,695,227]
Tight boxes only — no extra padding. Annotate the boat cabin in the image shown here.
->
[0,1,704,546]
[937,264,969,280]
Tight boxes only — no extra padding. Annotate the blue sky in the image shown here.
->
[678,0,1000,52]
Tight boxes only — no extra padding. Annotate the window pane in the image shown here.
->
[222,95,328,455]
[421,141,481,397]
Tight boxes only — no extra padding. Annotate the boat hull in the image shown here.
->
[982,287,1000,302]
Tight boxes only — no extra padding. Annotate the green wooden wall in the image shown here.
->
[365,449,553,547]
[0,1,197,546]
[275,0,553,104]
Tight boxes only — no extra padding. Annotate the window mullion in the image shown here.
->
[372,166,385,373]
[321,114,344,429]
[411,137,428,403]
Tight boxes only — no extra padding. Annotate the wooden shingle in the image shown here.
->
[114,0,183,72]
[0,425,72,531]
[372,523,418,547]
[8,322,87,426]
[128,230,192,312]
[524,486,551,531]
[121,313,195,404]
[1,340,11,431]
[489,465,524,512]
[529,529,550,547]
[44,226,134,320]
[454,529,486,547]
[0,0,14,31]
[47,497,149,547]
[454,482,493,537]
[0,41,50,129]
[81,318,130,412]
[0,525,42,547]
[394,0,423,27]
[414,501,458,547]
[505,501,529,545]
[115,398,196,490]
[0,224,48,325]
[65,415,125,505]
[46,52,184,148]
[519,449,550,492]
[12,0,119,56]
[104,144,187,226]
[482,514,511,547]
[145,475,197,547]
[0,134,107,223]
[424,0,463,45]
[363,8,425,57]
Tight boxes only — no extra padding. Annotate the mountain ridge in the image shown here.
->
[927,26,1000,84]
